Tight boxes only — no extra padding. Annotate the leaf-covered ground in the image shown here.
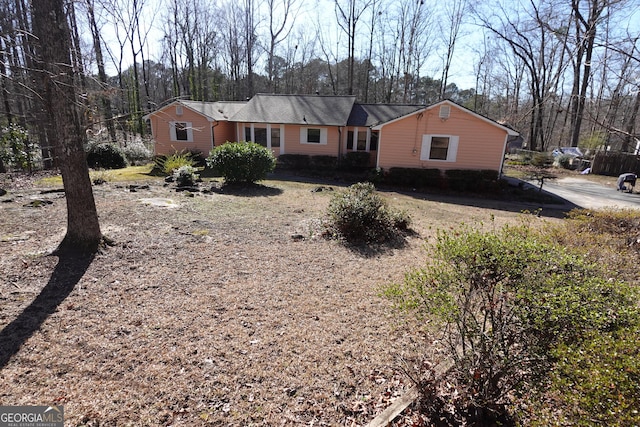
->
[0,173,558,426]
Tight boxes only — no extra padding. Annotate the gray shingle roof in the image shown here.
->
[347,104,424,127]
[229,94,357,126]
[180,100,247,121]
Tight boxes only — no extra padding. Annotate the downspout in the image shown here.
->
[499,133,509,178]
[375,127,383,170]
[211,120,219,150]
[338,127,343,160]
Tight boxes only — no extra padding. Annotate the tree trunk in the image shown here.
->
[31,0,102,255]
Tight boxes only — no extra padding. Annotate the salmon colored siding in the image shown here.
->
[213,121,237,147]
[270,125,339,157]
[150,106,214,156]
[377,105,508,172]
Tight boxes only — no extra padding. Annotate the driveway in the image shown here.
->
[533,176,640,210]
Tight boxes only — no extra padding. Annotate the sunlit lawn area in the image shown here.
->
[36,164,156,186]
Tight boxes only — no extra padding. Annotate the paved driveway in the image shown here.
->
[536,177,640,210]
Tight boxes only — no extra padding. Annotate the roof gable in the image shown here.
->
[230,94,357,126]
[371,99,518,136]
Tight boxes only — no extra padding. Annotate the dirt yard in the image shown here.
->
[0,173,562,426]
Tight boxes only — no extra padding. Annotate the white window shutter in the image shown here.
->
[447,136,459,162]
[170,122,177,141]
[420,134,432,160]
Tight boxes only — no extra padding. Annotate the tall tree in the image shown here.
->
[31,0,102,254]
[85,0,117,143]
[266,0,297,92]
[567,0,612,147]
[335,0,372,95]
[439,0,468,100]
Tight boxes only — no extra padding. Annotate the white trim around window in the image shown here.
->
[420,134,459,162]
[300,127,327,145]
[169,121,194,142]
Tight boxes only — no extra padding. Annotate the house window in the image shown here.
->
[271,127,281,148]
[254,127,267,147]
[244,126,251,142]
[170,121,193,142]
[420,134,459,162]
[300,127,327,144]
[357,131,367,151]
[430,136,449,160]
[370,131,379,151]
[307,128,321,143]
[347,131,354,150]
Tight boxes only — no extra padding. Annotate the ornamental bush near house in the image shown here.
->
[310,155,338,170]
[86,143,127,169]
[383,222,639,424]
[154,151,195,175]
[444,169,499,192]
[123,141,152,165]
[339,151,370,169]
[207,142,276,184]
[277,154,311,169]
[173,165,199,187]
[385,167,442,189]
[326,182,411,244]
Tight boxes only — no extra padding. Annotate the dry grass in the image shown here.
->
[0,173,559,426]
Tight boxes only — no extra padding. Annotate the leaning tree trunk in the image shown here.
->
[31,0,102,255]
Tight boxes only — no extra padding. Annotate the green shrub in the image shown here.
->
[155,151,195,175]
[386,167,441,188]
[554,153,574,169]
[531,152,552,167]
[339,151,370,169]
[277,154,311,169]
[86,143,127,169]
[0,123,39,171]
[207,142,276,184]
[310,155,338,170]
[542,327,640,426]
[445,169,499,192]
[383,223,638,421]
[123,141,152,165]
[326,182,411,244]
[173,165,199,187]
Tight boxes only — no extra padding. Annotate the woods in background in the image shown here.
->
[0,0,639,169]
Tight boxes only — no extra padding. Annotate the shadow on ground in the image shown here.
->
[209,182,284,197]
[0,254,94,369]
[271,172,578,220]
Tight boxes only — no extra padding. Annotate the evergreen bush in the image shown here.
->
[173,165,199,187]
[277,154,311,169]
[326,182,411,244]
[207,142,276,184]
[383,223,639,423]
[123,141,152,165]
[86,143,127,169]
[386,167,441,188]
[339,151,370,169]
